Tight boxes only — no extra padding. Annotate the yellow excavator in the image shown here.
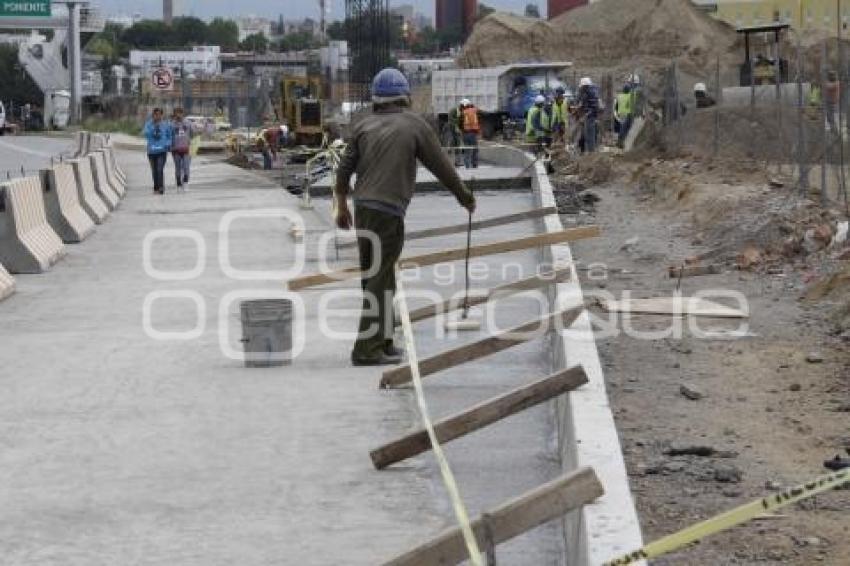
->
[280,76,324,146]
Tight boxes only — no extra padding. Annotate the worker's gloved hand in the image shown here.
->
[334,200,353,230]
[464,196,476,214]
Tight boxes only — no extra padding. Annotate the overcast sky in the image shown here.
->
[95,0,544,21]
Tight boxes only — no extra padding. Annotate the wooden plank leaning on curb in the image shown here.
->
[380,305,584,389]
[336,206,558,248]
[286,226,600,291]
[371,365,588,469]
[381,466,605,566]
[404,266,573,324]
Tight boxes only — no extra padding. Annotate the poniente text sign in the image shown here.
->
[0,1,52,17]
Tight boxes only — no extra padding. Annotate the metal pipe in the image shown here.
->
[67,2,83,125]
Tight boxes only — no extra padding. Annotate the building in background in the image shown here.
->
[436,0,477,38]
[163,0,182,25]
[696,0,850,35]
[129,46,221,79]
[237,16,273,42]
[548,0,588,19]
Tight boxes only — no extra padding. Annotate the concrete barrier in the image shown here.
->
[105,147,127,187]
[102,147,126,197]
[69,157,109,224]
[0,176,66,273]
[90,133,106,152]
[484,144,645,566]
[40,162,96,243]
[89,152,120,210]
[73,131,90,158]
[0,262,15,302]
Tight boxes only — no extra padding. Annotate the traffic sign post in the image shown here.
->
[0,1,52,17]
[151,67,174,92]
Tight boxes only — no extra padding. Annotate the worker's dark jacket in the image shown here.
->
[336,106,473,213]
[578,86,601,119]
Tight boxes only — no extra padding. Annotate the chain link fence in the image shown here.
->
[639,42,850,214]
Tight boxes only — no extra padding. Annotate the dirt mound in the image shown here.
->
[459,0,740,80]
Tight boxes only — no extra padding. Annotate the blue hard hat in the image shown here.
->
[372,68,410,98]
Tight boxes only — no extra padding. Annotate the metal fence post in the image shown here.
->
[821,40,829,205]
[796,37,808,195]
[714,55,721,157]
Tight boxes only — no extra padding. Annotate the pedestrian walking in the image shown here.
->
[143,108,172,194]
[334,68,476,366]
[170,107,193,191]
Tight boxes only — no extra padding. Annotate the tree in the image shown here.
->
[477,3,496,21]
[239,33,269,53]
[524,3,541,18]
[409,26,439,55]
[172,17,208,46]
[206,18,239,51]
[120,20,175,49]
[277,31,318,51]
[326,20,346,41]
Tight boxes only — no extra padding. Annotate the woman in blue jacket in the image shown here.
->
[143,108,172,194]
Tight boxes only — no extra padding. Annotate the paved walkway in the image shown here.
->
[0,143,563,565]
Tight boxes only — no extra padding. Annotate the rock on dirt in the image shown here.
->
[679,384,704,400]
[806,352,825,363]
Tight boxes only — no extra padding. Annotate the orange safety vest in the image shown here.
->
[462,106,480,133]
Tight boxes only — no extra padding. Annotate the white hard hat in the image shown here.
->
[694,82,707,93]
[460,98,471,106]
[579,77,592,87]
[534,94,546,104]
[629,73,641,85]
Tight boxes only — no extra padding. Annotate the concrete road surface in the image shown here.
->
[0,140,564,565]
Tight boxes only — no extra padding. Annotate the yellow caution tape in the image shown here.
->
[604,469,850,565]
[394,269,484,566]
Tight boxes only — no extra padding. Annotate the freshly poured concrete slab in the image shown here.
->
[310,163,532,195]
[0,145,562,565]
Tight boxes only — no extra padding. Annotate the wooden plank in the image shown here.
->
[667,264,722,278]
[602,297,748,318]
[382,467,604,566]
[380,306,584,389]
[371,366,588,469]
[287,226,600,291]
[406,266,572,323]
[337,206,558,248]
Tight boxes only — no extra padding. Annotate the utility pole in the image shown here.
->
[65,1,84,126]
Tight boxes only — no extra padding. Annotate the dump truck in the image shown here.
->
[280,76,324,146]
[431,62,573,140]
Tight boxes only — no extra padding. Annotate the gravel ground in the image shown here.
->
[567,172,850,565]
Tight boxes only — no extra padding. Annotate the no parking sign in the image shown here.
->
[151,67,174,91]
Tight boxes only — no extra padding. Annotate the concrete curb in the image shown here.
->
[488,145,645,565]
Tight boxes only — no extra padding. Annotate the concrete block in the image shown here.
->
[40,163,96,243]
[103,148,126,197]
[0,176,66,273]
[69,157,109,224]
[89,152,120,210]
[0,261,15,302]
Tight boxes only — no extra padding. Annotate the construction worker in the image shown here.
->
[256,130,272,170]
[461,98,480,169]
[825,70,839,133]
[614,84,635,148]
[577,77,601,153]
[526,94,550,155]
[693,83,716,109]
[447,101,464,166]
[551,87,569,145]
[334,68,476,366]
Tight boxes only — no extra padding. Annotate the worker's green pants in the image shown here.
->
[352,206,405,361]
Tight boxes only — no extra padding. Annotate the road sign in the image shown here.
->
[151,67,174,92]
[0,1,52,17]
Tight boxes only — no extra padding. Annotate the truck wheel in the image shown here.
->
[480,117,496,140]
